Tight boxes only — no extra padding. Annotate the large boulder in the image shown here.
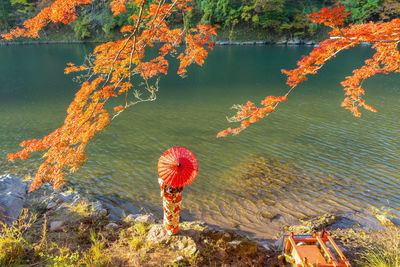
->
[0,175,27,224]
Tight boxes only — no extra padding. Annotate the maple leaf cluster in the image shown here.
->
[218,7,400,137]
[306,6,350,28]
[2,0,91,40]
[217,96,287,137]
[5,0,216,191]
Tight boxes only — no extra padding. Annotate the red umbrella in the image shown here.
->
[158,147,198,188]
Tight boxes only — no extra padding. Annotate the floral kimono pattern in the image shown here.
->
[159,178,183,235]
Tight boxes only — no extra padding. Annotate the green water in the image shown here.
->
[1,44,399,238]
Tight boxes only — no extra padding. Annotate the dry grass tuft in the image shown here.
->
[0,209,36,265]
[359,227,400,267]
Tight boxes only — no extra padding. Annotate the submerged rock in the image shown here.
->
[288,214,338,233]
[376,214,395,227]
[0,175,27,224]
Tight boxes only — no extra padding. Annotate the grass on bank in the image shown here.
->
[361,250,400,267]
[358,227,400,267]
[0,200,269,266]
[1,189,400,267]
[0,210,36,266]
[0,207,111,266]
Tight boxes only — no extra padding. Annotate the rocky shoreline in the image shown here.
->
[0,174,275,266]
[1,174,399,266]
[0,38,374,47]
[0,174,107,226]
[0,39,315,46]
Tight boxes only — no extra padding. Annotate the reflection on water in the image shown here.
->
[0,44,399,238]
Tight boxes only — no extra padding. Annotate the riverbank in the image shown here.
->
[0,38,375,47]
[0,25,378,47]
[0,28,322,46]
[0,175,271,266]
[0,39,317,46]
[0,35,376,47]
[1,174,399,266]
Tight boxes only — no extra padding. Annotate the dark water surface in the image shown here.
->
[1,44,399,238]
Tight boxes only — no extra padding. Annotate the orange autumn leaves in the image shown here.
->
[6,0,216,191]
[218,6,400,137]
[306,6,350,28]
[217,96,287,138]
[2,0,92,40]
[64,63,86,74]
[110,0,128,15]
[178,25,216,76]
[8,77,110,190]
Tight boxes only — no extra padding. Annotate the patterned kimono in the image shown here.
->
[158,178,183,235]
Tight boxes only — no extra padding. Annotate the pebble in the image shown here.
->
[106,222,119,229]
[134,214,156,224]
[227,240,242,247]
[125,214,140,223]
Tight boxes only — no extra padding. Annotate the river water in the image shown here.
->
[0,44,399,239]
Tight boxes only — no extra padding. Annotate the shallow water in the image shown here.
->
[1,44,399,238]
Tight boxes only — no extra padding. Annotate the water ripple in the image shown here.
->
[1,45,399,238]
